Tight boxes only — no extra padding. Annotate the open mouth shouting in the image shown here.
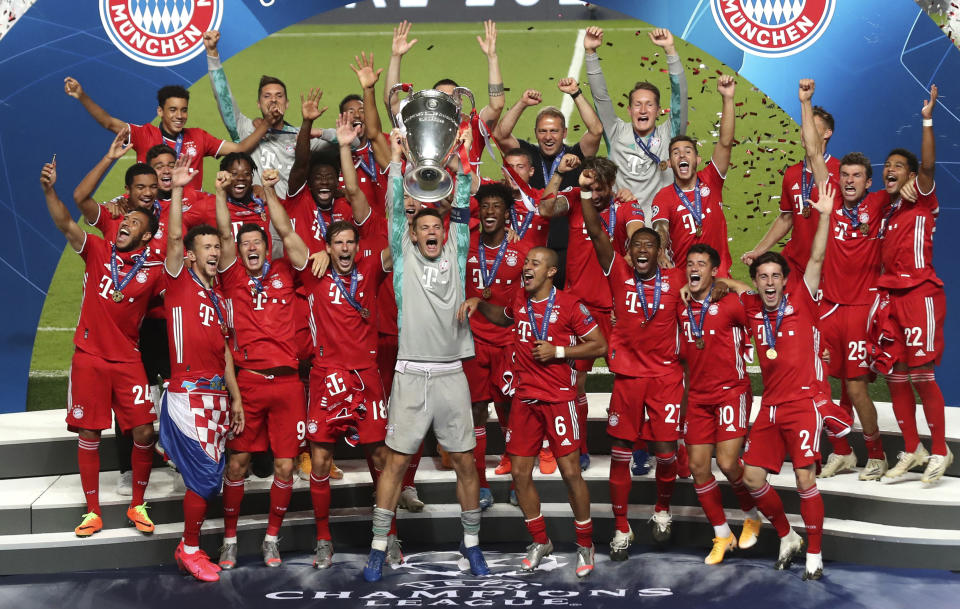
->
[522,268,535,289]
[423,235,440,257]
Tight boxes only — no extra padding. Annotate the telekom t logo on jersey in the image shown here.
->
[198,302,217,326]
[100,0,223,67]
[711,0,836,58]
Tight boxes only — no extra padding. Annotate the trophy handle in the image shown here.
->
[387,83,413,129]
[451,87,476,118]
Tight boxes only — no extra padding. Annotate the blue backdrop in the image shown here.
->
[1,0,957,413]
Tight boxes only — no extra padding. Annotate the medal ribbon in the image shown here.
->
[597,200,617,238]
[250,259,271,295]
[685,290,712,340]
[478,235,509,291]
[315,208,331,241]
[189,268,227,328]
[633,131,661,165]
[540,146,566,183]
[110,245,148,298]
[526,287,556,341]
[762,296,788,354]
[229,195,265,218]
[634,268,662,323]
[878,198,901,239]
[355,143,378,184]
[800,153,829,214]
[841,197,864,230]
[329,266,366,315]
[674,180,703,230]
[508,206,535,239]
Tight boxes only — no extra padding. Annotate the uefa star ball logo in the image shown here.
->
[100,0,223,67]
[710,0,836,58]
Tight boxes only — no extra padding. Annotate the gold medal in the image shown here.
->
[802,206,811,218]
[695,337,705,350]
[659,160,668,171]
[695,225,702,238]
[482,287,492,300]
[766,348,778,360]
[220,323,230,337]
[360,307,371,319]
[260,212,267,222]
[860,222,869,236]
[111,290,124,303]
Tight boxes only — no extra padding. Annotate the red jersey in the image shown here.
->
[741,275,824,406]
[821,190,889,305]
[510,190,551,248]
[300,255,386,370]
[284,184,355,255]
[466,232,530,346]
[73,234,164,363]
[377,277,398,337]
[597,197,645,257]
[877,178,942,290]
[164,264,227,385]
[220,257,302,370]
[651,161,732,277]
[342,139,388,217]
[604,259,683,378]
[504,288,598,403]
[779,156,841,274]
[128,124,223,191]
[676,292,750,402]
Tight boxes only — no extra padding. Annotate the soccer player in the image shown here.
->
[583,26,688,220]
[213,170,307,569]
[362,126,488,582]
[203,29,342,199]
[160,160,244,582]
[737,182,835,581]
[463,182,531,509]
[540,155,645,471]
[574,171,685,558]
[676,244,761,564]
[459,247,605,577]
[41,159,163,538]
[346,51,392,215]
[63,77,268,190]
[875,85,951,483]
[794,80,886,480]
[502,148,552,250]
[651,75,737,275]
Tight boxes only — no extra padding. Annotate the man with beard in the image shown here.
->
[41,158,163,538]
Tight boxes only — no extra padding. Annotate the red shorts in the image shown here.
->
[377,333,398,400]
[506,397,580,458]
[307,366,386,445]
[743,398,822,474]
[66,349,155,432]
[886,283,945,368]
[819,301,872,379]
[574,307,611,373]
[607,371,684,443]
[228,369,306,458]
[685,387,751,445]
[463,339,510,404]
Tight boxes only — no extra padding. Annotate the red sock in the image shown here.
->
[222,476,245,538]
[912,371,947,455]
[693,477,726,527]
[474,427,488,488]
[525,514,549,544]
[887,373,920,452]
[574,518,593,548]
[654,452,677,512]
[182,489,207,547]
[310,473,331,540]
[77,438,101,514]
[609,447,632,533]
[266,477,294,536]
[827,434,853,456]
[402,445,423,488]
[130,440,154,506]
[749,482,790,537]
[576,394,589,454]
[864,430,885,460]
[729,475,756,513]
[798,485,824,554]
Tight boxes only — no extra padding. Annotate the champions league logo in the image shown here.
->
[710,0,836,58]
[100,0,223,67]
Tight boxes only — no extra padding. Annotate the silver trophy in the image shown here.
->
[387,84,476,202]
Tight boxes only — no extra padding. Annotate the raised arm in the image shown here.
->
[539,154,579,218]
[803,181,835,293]
[583,27,617,137]
[41,161,86,252]
[288,88,327,196]
[165,156,195,275]
[558,78,603,157]
[477,20,505,128]
[386,129,407,262]
[918,84,937,193]
[798,79,829,186]
[63,77,126,134]
[336,113,372,223]
[218,117,270,155]
[450,127,474,287]
[214,171,237,269]
[73,128,133,224]
[649,28,688,137]
[203,30,242,141]
[578,169,616,272]
[712,75,736,176]
[384,21,418,116]
[262,169,308,269]
[350,51,392,169]
[491,89,540,152]
[742,212,793,266]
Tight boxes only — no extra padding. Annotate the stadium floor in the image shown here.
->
[1,543,957,609]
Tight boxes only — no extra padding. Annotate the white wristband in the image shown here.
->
[923,118,933,127]
[555,346,566,359]
[580,191,593,200]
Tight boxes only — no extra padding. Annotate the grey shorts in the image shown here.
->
[386,361,475,455]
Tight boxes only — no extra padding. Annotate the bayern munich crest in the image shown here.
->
[100,0,224,67]
[710,0,836,58]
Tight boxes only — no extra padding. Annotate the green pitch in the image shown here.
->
[28,18,849,408]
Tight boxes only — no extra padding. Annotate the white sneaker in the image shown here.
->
[774,529,804,570]
[115,471,133,497]
[883,445,930,481]
[609,526,634,561]
[818,452,857,478]
[398,486,425,512]
[803,552,823,581]
[921,448,954,484]
[859,456,888,481]
[650,511,672,544]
